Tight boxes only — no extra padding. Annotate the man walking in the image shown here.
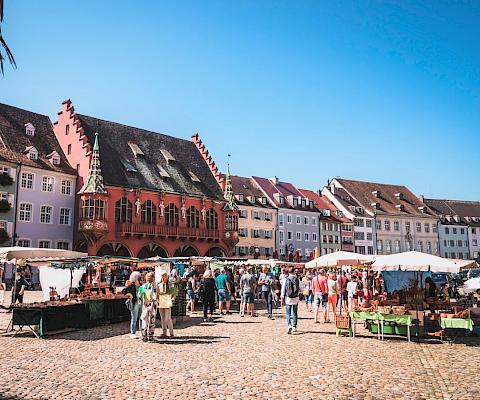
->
[240,267,256,317]
[312,269,328,323]
[281,267,300,334]
[216,269,231,315]
[258,265,274,319]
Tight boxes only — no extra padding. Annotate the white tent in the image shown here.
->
[463,277,480,292]
[371,251,460,273]
[0,246,87,263]
[305,251,374,269]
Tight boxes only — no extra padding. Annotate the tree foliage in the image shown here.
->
[0,0,16,76]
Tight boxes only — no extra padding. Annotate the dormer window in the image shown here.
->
[25,123,35,136]
[128,142,144,157]
[260,197,267,205]
[160,149,176,163]
[47,151,61,166]
[372,190,381,198]
[157,164,170,178]
[25,146,38,161]
[309,200,314,208]
[394,192,404,200]
[301,199,307,208]
[188,170,201,183]
[395,204,405,211]
[236,194,244,202]
[249,196,256,204]
[371,202,380,209]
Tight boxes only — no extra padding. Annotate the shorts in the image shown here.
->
[342,292,348,301]
[186,289,195,300]
[218,289,231,302]
[243,292,254,304]
[328,294,337,305]
[314,293,327,308]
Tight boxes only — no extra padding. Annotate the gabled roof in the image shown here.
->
[424,198,480,227]
[76,114,224,200]
[299,189,346,222]
[252,176,318,212]
[230,175,275,209]
[0,103,76,175]
[334,178,436,217]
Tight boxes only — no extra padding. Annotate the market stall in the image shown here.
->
[365,251,476,341]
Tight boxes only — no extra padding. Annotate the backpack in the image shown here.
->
[285,276,299,298]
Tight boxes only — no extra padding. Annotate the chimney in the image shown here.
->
[271,176,279,185]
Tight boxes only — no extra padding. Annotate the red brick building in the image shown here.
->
[53,100,238,257]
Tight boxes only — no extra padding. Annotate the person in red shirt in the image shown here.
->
[312,269,328,323]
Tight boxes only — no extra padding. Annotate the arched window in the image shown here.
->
[225,214,238,231]
[141,200,157,224]
[81,199,105,220]
[165,203,179,227]
[206,208,218,230]
[186,206,199,228]
[115,197,132,223]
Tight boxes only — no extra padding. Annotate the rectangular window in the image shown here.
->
[424,223,430,233]
[334,236,339,244]
[450,240,455,247]
[312,233,317,242]
[61,180,72,195]
[377,240,383,252]
[21,172,34,189]
[304,232,309,241]
[376,220,381,230]
[39,240,51,249]
[394,221,400,231]
[67,144,72,155]
[0,166,10,176]
[239,209,248,218]
[42,176,54,192]
[287,231,292,240]
[17,239,31,247]
[416,222,422,233]
[432,224,438,233]
[453,227,457,234]
[59,208,71,225]
[304,217,309,225]
[366,233,372,241]
[445,227,450,234]
[19,203,32,222]
[322,235,327,243]
[366,219,372,228]
[457,240,462,247]
[296,216,301,225]
[405,222,411,232]
[278,213,284,225]
[354,232,365,240]
[296,232,302,241]
[279,231,284,244]
[287,215,292,224]
[354,218,364,227]
[311,217,317,226]
[460,228,465,235]
[473,239,477,246]
[384,220,390,231]
[40,205,52,224]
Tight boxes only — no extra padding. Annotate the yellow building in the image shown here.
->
[231,176,277,258]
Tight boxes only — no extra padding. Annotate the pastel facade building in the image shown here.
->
[424,199,480,260]
[53,100,238,257]
[0,103,76,249]
[322,184,374,255]
[324,178,439,256]
[299,189,343,255]
[253,177,320,261]
[230,175,276,258]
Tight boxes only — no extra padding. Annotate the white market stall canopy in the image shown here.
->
[371,251,461,273]
[463,277,480,291]
[0,246,88,264]
[305,251,374,269]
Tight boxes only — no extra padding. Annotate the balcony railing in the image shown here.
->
[115,223,220,240]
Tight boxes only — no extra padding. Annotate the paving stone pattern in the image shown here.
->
[0,292,479,400]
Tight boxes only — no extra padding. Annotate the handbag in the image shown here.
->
[157,294,173,309]
[125,298,133,311]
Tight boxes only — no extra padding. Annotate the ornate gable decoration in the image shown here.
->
[79,132,107,195]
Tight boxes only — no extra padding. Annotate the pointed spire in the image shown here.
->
[79,132,108,195]
[223,153,238,211]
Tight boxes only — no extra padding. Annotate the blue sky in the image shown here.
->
[1,1,479,199]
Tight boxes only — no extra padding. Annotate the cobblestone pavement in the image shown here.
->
[0,292,479,400]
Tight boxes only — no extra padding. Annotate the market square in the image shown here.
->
[1,1,480,399]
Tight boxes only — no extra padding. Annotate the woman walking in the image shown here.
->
[157,272,175,338]
[326,272,338,322]
[121,271,142,338]
[186,273,196,314]
[200,269,217,322]
[301,272,313,312]
[138,272,158,342]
